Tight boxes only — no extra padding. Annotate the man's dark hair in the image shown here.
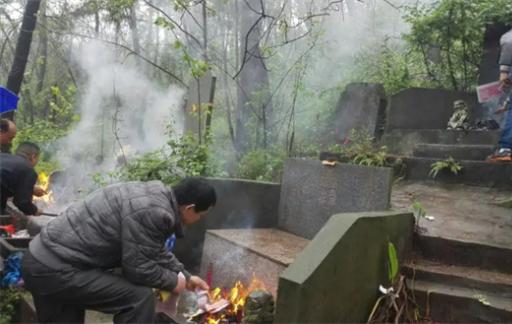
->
[173,177,216,212]
[0,118,10,133]
[16,142,40,157]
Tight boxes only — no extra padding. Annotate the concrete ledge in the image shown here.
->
[400,156,512,189]
[413,144,494,161]
[275,211,414,323]
[380,129,501,156]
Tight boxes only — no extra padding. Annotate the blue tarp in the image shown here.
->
[0,86,19,114]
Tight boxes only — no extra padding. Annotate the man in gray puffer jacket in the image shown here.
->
[22,177,216,323]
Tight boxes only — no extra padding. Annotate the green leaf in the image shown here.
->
[388,242,399,282]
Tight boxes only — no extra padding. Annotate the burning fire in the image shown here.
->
[33,172,54,205]
[197,275,266,324]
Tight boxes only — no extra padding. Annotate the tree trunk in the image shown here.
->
[235,0,272,153]
[4,0,42,120]
[36,0,48,94]
[202,0,208,61]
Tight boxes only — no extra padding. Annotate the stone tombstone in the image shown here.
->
[386,88,485,130]
[478,24,511,85]
[277,159,392,239]
[183,71,216,139]
[333,83,387,142]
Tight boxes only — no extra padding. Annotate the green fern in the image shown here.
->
[429,157,462,178]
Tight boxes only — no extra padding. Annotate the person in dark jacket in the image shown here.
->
[0,141,41,215]
[0,118,16,153]
[22,177,216,324]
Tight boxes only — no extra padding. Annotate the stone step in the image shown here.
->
[399,156,512,188]
[381,129,501,155]
[402,258,512,298]
[413,144,494,161]
[199,229,310,297]
[408,279,512,323]
[414,234,512,274]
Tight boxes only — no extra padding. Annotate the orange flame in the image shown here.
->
[204,275,267,323]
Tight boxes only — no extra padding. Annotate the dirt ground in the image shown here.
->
[392,180,512,248]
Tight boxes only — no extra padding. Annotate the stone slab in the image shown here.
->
[278,159,392,239]
[173,178,280,273]
[333,83,386,142]
[386,88,485,130]
[199,229,309,296]
[275,211,414,323]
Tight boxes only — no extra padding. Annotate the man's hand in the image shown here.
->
[186,275,210,291]
[172,272,187,294]
[499,72,511,90]
[33,186,47,197]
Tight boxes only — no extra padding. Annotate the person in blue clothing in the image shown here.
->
[489,28,512,161]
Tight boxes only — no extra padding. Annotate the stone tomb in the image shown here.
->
[199,158,392,295]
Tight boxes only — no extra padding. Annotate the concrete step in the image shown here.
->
[381,129,501,155]
[408,279,512,323]
[414,234,512,274]
[402,258,512,298]
[413,144,494,161]
[400,156,512,188]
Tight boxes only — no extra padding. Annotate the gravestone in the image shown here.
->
[478,24,511,85]
[183,71,216,140]
[333,83,387,142]
[278,159,392,239]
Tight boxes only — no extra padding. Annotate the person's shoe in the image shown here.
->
[487,147,512,162]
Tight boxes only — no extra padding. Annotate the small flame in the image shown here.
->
[33,172,54,206]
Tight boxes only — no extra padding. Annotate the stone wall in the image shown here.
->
[274,211,415,323]
[173,178,280,273]
[278,159,392,239]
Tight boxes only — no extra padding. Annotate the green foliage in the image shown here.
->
[352,41,428,95]
[352,0,512,93]
[403,0,512,91]
[47,85,79,126]
[332,129,392,168]
[387,242,399,283]
[411,201,427,220]
[112,133,222,186]
[0,288,22,324]
[429,157,463,178]
[236,148,286,182]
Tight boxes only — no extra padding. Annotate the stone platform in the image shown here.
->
[199,229,309,296]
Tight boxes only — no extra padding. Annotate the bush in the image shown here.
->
[236,149,285,182]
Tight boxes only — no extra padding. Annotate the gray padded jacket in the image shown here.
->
[500,29,512,73]
[30,180,189,291]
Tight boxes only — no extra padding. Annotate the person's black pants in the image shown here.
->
[21,251,155,323]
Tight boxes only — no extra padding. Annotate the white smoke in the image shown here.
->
[53,41,185,205]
